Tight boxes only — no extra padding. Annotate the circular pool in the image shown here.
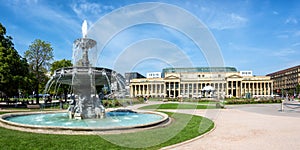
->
[0,110,169,132]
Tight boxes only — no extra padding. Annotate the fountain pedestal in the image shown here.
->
[68,21,105,119]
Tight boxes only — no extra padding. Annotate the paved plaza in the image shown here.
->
[157,103,300,150]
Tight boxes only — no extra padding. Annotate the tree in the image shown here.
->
[50,59,72,75]
[49,59,72,102]
[0,23,29,98]
[296,84,300,96]
[24,39,53,104]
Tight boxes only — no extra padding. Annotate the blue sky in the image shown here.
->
[1,0,300,76]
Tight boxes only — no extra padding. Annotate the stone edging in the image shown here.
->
[0,110,170,134]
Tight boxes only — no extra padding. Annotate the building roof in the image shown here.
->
[266,65,300,76]
[162,67,237,74]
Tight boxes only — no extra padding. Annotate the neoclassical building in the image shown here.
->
[129,67,273,99]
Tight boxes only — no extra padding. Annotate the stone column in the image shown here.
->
[226,81,229,97]
[231,81,233,97]
[183,83,186,97]
[130,84,134,97]
[147,84,149,96]
[178,83,181,97]
[173,82,176,97]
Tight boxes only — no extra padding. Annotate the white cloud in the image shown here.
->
[274,30,300,39]
[112,39,194,75]
[273,11,279,15]
[291,42,300,47]
[276,34,289,39]
[88,2,225,69]
[5,0,80,33]
[294,31,300,37]
[71,0,114,22]
[2,0,81,60]
[187,2,248,30]
[207,13,248,30]
[273,49,296,57]
[285,17,298,24]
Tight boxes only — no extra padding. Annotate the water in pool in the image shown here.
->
[6,111,163,128]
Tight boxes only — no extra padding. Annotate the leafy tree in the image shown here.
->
[296,84,300,96]
[49,59,72,101]
[24,39,53,104]
[0,23,30,98]
[50,59,72,75]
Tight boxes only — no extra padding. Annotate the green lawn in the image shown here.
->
[0,112,214,150]
[139,103,218,109]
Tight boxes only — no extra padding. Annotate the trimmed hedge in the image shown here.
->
[225,98,282,104]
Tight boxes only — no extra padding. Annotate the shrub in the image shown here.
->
[225,98,282,104]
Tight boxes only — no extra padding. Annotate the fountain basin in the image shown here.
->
[0,110,169,132]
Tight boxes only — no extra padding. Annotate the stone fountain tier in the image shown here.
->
[48,66,125,119]
[52,67,115,86]
[74,38,97,49]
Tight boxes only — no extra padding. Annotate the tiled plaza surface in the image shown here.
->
[157,103,300,150]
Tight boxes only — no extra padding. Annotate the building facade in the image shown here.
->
[130,67,273,99]
[267,65,300,96]
[124,72,145,96]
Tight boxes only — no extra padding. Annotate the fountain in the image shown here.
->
[47,20,128,120]
[0,20,169,133]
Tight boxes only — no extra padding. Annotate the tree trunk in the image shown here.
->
[35,85,39,104]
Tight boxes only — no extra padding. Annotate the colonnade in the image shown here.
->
[130,81,228,98]
[130,83,165,97]
[130,80,273,98]
[226,81,273,97]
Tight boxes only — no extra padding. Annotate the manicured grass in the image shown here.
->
[0,112,214,150]
[139,103,218,109]
[198,101,217,104]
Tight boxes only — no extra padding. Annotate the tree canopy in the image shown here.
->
[50,59,72,75]
[24,39,53,103]
[0,23,29,97]
[49,59,72,101]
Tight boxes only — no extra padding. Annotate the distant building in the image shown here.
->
[130,67,273,98]
[124,72,145,96]
[146,72,161,78]
[125,72,145,86]
[267,65,300,96]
